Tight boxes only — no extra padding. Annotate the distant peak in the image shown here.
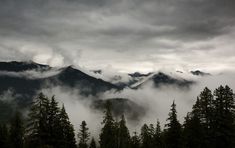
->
[129,72,153,77]
[92,70,102,74]
[190,70,211,76]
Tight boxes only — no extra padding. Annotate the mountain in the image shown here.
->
[0,61,127,122]
[0,61,50,72]
[151,72,195,87]
[0,61,120,105]
[191,70,211,76]
[130,72,195,89]
[51,66,120,94]
[107,72,153,88]
[0,61,205,123]
[105,71,196,89]
[128,72,152,77]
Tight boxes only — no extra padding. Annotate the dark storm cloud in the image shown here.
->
[0,0,235,72]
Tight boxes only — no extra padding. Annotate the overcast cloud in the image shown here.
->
[0,0,235,73]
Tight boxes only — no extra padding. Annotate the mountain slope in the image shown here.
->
[130,72,195,89]
[0,61,120,106]
[0,61,50,72]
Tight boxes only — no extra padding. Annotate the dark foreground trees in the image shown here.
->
[0,85,234,148]
[183,85,235,148]
[25,93,76,148]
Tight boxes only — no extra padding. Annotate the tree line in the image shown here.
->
[0,85,235,148]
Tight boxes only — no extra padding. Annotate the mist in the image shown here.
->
[31,71,235,138]
[0,68,62,79]
[40,86,103,140]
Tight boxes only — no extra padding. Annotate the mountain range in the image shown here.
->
[0,61,210,122]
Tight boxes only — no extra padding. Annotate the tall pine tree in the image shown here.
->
[25,92,50,147]
[183,112,204,148]
[48,96,61,147]
[213,85,235,148]
[78,121,90,148]
[99,101,116,148]
[165,101,182,148]
[117,114,130,148]
[198,87,214,147]
[59,105,77,148]
[153,120,163,148]
[140,124,152,148]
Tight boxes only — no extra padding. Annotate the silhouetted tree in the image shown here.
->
[198,87,214,147]
[48,96,61,147]
[118,114,130,148]
[183,113,204,148]
[25,93,50,147]
[165,101,182,148]
[153,120,163,148]
[78,121,90,148]
[140,124,152,148]
[99,101,116,148]
[59,105,77,148]
[212,85,235,148]
[25,93,76,148]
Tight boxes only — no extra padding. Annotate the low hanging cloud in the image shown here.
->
[32,71,235,137]
[101,71,235,129]
[0,68,62,79]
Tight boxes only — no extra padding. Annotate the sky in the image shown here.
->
[0,0,235,73]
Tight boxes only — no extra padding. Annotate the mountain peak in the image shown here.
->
[191,70,211,76]
[129,72,153,77]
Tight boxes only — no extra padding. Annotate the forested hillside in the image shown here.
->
[0,85,234,148]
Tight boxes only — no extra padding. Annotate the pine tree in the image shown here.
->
[130,131,140,148]
[59,105,77,148]
[0,124,10,148]
[78,121,90,148]
[198,87,214,147]
[213,85,235,148]
[99,101,116,148]
[89,137,97,148]
[9,111,24,148]
[25,92,50,147]
[165,101,182,148]
[48,96,60,147]
[26,94,76,148]
[153,120,163,148]
[113,120,119,148]
[140,124,151,148]
[118,114,130,148]
[183,113,204,148]
[198,87,214,126]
